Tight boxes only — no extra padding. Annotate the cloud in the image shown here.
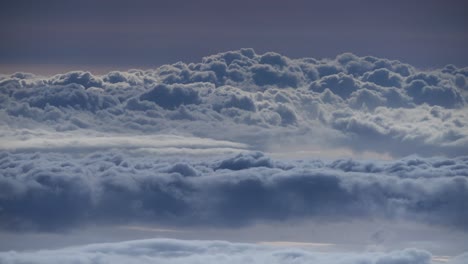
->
[328,106,468,156]
[215,152,275,170]
[310,73,361,98]
[448,253,468,264]
[0,238,437,264]
[140,83,202,110]
[0,54,467,258]
[362,68,403,88]
[405,79,465,108]
[0,151,466,231]
[1,49,467,157]
[50,71,103,88]
[0,131,248,153]
[1,50,467,257]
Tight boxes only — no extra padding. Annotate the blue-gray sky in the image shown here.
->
[1,0,467,74]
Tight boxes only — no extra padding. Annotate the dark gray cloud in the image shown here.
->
[140,84,202,110]
[1,151,467,231]
[0,237,440,264]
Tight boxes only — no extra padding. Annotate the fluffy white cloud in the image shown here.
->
[0,238,440,264]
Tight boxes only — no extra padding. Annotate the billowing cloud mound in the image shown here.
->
[1,150,467,231]
[0,238,437,264]
[1,49,467,156]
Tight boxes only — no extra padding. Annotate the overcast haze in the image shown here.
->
[1,0,468,73]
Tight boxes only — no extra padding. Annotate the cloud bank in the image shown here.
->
[1,49,467,157]
[0,238,442,264]
[1,151,466,231]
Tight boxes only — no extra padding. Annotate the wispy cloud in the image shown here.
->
[119,226,186,233]
[258,241,335,249]
[0,131,248,153]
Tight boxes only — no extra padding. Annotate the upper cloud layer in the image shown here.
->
[1,49,467,157]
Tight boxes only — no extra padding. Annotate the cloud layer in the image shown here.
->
[1,150,466,231]
[1,50,467,258]
[0,238,441,264]
[1,49,467,157]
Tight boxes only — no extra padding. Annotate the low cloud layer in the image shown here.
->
[1,151,466,231]
[1,49,467,157]
[0,237,444,264]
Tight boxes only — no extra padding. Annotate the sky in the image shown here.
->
[1,1,468,264]
[1,0,468,74]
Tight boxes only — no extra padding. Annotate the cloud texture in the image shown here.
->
[1,49,467,156]
[0,238,440,264]
[1,50,467,259]
[1,150,467,231]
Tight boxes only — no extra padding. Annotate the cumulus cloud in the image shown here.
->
[140,83,202,110]
[1,49,467,157]
[0,238,437,264]
[1,151,466,231]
